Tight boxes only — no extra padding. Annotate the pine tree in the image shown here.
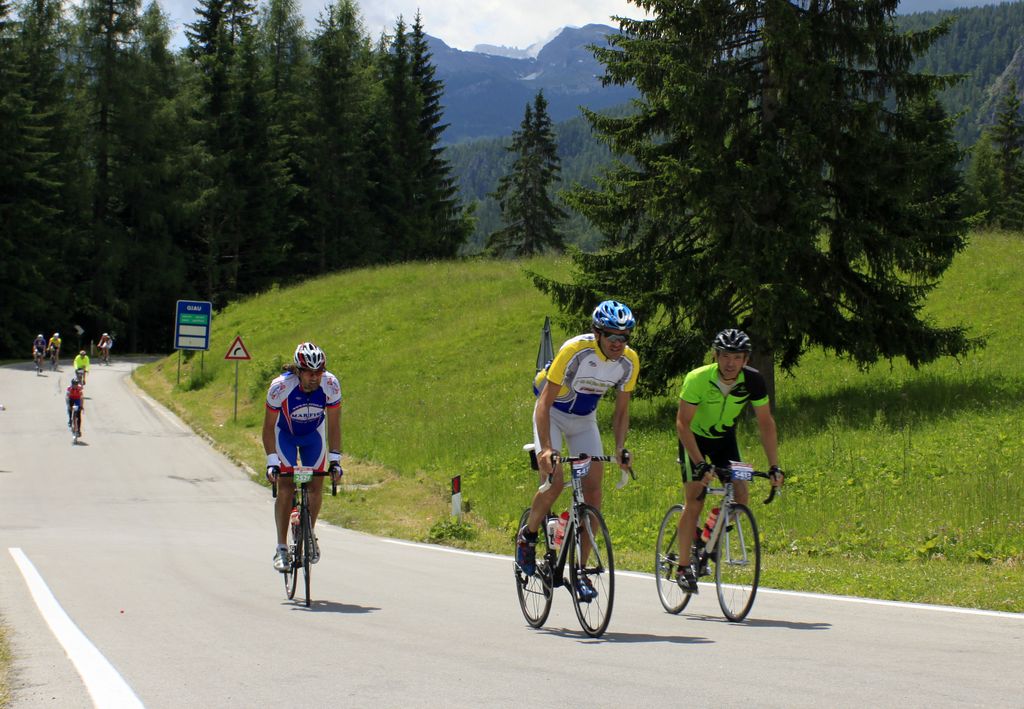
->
[988,82,1024,229]
[408,13,470,258]
[488,90,566,257]
[303,0,376,271]
[536,0,976,397]
[0,0,65,353]
[965,133,1002,225]
[367,17,418,261]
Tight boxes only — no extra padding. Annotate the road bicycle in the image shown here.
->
[514,445,634,638]
[655,462,777,622]
[70,401,83,444]
[48,347,59,371]
[272,467,337,607]
[33,350,44,375]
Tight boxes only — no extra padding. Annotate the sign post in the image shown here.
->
[224,335,252,421]
[174,300,212,384]
[536,316,554,373]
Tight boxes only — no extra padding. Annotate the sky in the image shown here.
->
[160,0,642,51]
[158,0,1007,52]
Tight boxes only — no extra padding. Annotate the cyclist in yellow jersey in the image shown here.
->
[47,332,61,362]
[516,300,640,601]
[675,329,784,592]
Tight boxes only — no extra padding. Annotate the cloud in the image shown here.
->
[156,0,640,51]
[356,0,639,50]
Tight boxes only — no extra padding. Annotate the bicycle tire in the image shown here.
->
[568,504,614,638]
[285,517,300,600]
[514,509,553,628]
[655,504,692,614]
[715,503,760,622]
[301,506,313,607]
[71,408,82,443]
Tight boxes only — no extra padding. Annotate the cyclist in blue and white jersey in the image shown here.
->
[263,342,344,572]
[516,300,640,601]
[32,334,46,371]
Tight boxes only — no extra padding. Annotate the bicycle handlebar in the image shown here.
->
[537,449,636,492]
[271,471,337,498]
[696,466,780,505]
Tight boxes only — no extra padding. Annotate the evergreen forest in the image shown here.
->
[0,0,470,356]
[5,0,1024,357]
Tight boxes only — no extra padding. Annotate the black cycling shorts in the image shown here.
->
[678,434,741,483]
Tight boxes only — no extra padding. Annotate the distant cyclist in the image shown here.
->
[263,342,344,572]
[516,300,640,601]
[65,376,85,430]
[73,350,90,384]
[97,333,113,364]
[674,328,784,593]
[32,334,46,372]
[47,332,61,368]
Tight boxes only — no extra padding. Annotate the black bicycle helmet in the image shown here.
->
[712,328,752,353]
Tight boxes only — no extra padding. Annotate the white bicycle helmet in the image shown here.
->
[294,342,326,371]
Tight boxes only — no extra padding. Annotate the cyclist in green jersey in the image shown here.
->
[675,328,784,592]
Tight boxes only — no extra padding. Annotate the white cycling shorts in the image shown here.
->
[533,401,603,458]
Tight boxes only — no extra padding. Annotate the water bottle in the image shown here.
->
[700,507,720,543]
[289,507,300,528]
[553,511,569,546]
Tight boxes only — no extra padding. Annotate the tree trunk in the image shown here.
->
[750,348,777,413]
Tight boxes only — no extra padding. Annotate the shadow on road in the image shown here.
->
[532,626,712,645]
[287,599,381,614]
[683,613,831,631]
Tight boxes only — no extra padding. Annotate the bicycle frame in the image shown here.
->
[538,456,605,589]
[271,465,337,606]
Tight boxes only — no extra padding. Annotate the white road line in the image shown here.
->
[378,538,1024,620]
[9,548,145,709]
[127,380,186,432]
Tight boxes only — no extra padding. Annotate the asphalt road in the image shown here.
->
[1,360,1022,708]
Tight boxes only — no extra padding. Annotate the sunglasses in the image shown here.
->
[601,330,631,343]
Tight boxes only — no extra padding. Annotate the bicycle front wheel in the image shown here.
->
[715,503,760,622]
[285,520,300,600]
[301,507,313,607]
[514,509,553,628]
[568,504,614,638]
[655,504,692,614]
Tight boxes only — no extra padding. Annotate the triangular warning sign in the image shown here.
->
[224,335,251,360]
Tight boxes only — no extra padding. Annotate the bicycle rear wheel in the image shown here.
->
[301,507,313,607]
[655,504,692,614]
[569,504,614,638]
[715,503,760,622]
[71,408,82,443]
[514,509,553,628]
[285,518,300,600]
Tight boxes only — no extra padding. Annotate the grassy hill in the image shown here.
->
[135,231,1024,612]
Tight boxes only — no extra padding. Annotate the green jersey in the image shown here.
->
[679,363,769,439]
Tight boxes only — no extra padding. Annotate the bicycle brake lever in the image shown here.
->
[615,467,637,490]
[538,474,554,493]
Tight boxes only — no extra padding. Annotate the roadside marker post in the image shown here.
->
[452,475,462,520]
[224,336,252,421]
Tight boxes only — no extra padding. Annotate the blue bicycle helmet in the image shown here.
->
[592,300,636,331]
